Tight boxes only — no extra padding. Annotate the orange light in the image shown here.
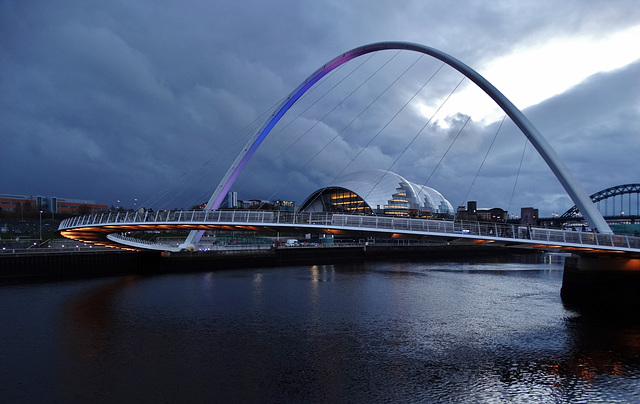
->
[621,259,640,270]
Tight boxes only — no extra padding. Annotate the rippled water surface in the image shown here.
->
[1,254,640,403]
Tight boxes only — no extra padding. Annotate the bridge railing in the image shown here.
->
[59,210,640,251]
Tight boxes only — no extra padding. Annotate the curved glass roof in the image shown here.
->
[300,169,453,215]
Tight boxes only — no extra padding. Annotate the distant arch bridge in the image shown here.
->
[562,184,640,219]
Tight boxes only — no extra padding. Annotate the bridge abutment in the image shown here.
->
[561,254,640,310]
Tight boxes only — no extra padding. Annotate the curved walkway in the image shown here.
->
[60,210,640,254]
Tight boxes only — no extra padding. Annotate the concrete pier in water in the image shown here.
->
[561,254,640,310]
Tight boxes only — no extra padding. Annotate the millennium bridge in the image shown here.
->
[57,41,640,306]
[58,42,640,307]
[59,210,640,255]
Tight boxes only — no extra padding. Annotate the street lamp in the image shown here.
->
[39,210,43,240]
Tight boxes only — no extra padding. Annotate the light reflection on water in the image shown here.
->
[1,254,639,403]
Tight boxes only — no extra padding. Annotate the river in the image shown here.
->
[1,253,639,403]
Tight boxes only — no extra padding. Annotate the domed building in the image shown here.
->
[299,169,453,217]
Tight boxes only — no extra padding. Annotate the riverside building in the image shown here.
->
[0,194,108,215]
[299,169,454,218]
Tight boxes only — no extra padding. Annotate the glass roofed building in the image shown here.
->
[299,169,454,217]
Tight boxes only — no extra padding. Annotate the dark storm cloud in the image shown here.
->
[1,0,639,215]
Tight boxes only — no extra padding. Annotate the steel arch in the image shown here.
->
[562,184,640,217]
[182,41,611,249]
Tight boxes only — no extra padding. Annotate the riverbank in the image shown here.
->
[0,250,160,284]
[0,244,539,284]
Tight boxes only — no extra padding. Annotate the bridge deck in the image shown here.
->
[59,210,640,254]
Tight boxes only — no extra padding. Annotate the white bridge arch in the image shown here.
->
[180,41,610,250]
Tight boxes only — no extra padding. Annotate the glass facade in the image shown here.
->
[300,170,454,217]
[384,183,412,216]
[307,188,374,215]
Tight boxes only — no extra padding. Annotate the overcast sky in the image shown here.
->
[2,0,639,217]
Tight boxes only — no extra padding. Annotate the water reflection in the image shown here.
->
[2,256,640,402]
[62,276,139,361]
[564,312,640,377]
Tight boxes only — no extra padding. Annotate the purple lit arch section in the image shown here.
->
[202,50,362,212]
[181,42,610,248]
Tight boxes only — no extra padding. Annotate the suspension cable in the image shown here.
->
[141,56,354,210]
[255,51,410,207]
[455,114,506,221]
[224,52,394,209]
[141,96,283,209]
[262,52,376,154]
[279,53,435,212]
[357,74,465,213]
[507,126,528,221]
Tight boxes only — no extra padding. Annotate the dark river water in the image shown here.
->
[1,253,640,403]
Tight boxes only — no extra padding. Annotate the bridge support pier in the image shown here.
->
[561,254,640,311]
